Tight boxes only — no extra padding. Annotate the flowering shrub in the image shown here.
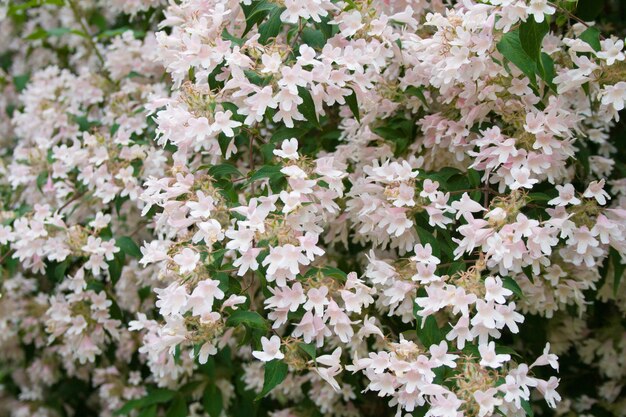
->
[1,0,626,416]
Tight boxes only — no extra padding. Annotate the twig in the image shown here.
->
[67,0,116,81]
[548,1,607,40]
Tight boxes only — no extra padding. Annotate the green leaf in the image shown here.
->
[522,265,535,283]
[497,30,538,87]
[165,396,187,417]
[417,315,445,348]
[97,28,145,40]
[13,74,30,92]
[345,88,360,122]
[301,28,326,49]
[114,398,146,415]
[297,86,320,126]
[270,126,310,143]
[107,250,125,285]
[116,236,142,258]
[539,52,556,91]
[243,1,276,35]
[521,399,534,417]
[203,383,223,417]
[519,16,549,64]
[579,26,601,52]
[205,164,243,179]
[26,27,87,40]
[502,276,524,298]
[247,165,286,192]
[258,7,285,44]
[255,359,288,400]
[143,388,177,406]
[36,171,48,192]
[575,0,604,21]
[415,225,441,258]
[610,247,625,296]
[137,405,157,417]
[226,310,268,331]
[114,388,175,416]
[297,342,316,360]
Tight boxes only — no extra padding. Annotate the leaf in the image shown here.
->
[575,0,604,21]
[26,27,87,40]
[270,126,310,143]
[521,399,534,417]
[165,396,187,417]
[244,1,277,35]
[203,383,223,417]
[415,225,441,258]
[345,88,360,122]
[519,16,549,64]
[247,165,286,192]
[301,28,326,49]
[206,164,243,179]
[297,86,320,126]
[297,342,316,360]
[539,52,556,91]
[116,236,142,258]
[107,250,125,285]
[497,30,538,87]
[226,310,268,331]
[114,399,146,416]
[137,406,157,417]
[610,247,625,296]
[258,7,285,44]
[114,388,175,415]
[502,276,524,298]
[142,388,177,406]
[13,74,30,92]
[579,26,601,52]
[522,265,535,284]
[417,316,445,348]
[255,359,288,400]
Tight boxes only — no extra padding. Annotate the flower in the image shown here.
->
[173,248,200,274]
[252,336,285,362]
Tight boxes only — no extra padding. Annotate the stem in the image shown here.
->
[67,0,116,81]
[548,1,607,40]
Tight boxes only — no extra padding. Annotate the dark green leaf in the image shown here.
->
[576,0,604,21]
[226,310,268,331]
[610,247,625,296]
[497,30,538,87]
[258,7,285,44]
[502,276,524,298]
[255,359,288,399]
[116,236,142,258]
[519,16,549,64]
[165,396,187,417]
[417,316,445,348]
[203,383,223,417]
[301,28,326,49]
[579,26,601,52]
[345,88,360,122]
[137,405,157,417]
[270,126,310,143]
[205,164,243,179]
[297,342,316,360]
[297,86,320,126]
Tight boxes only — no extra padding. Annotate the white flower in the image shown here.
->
[252,336,284,362]
[273,138,299,160]
[479,341,511,368]
[173,248,200,274]
[527,0,556,23]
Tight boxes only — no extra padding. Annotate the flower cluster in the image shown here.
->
[0,1,626,417]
